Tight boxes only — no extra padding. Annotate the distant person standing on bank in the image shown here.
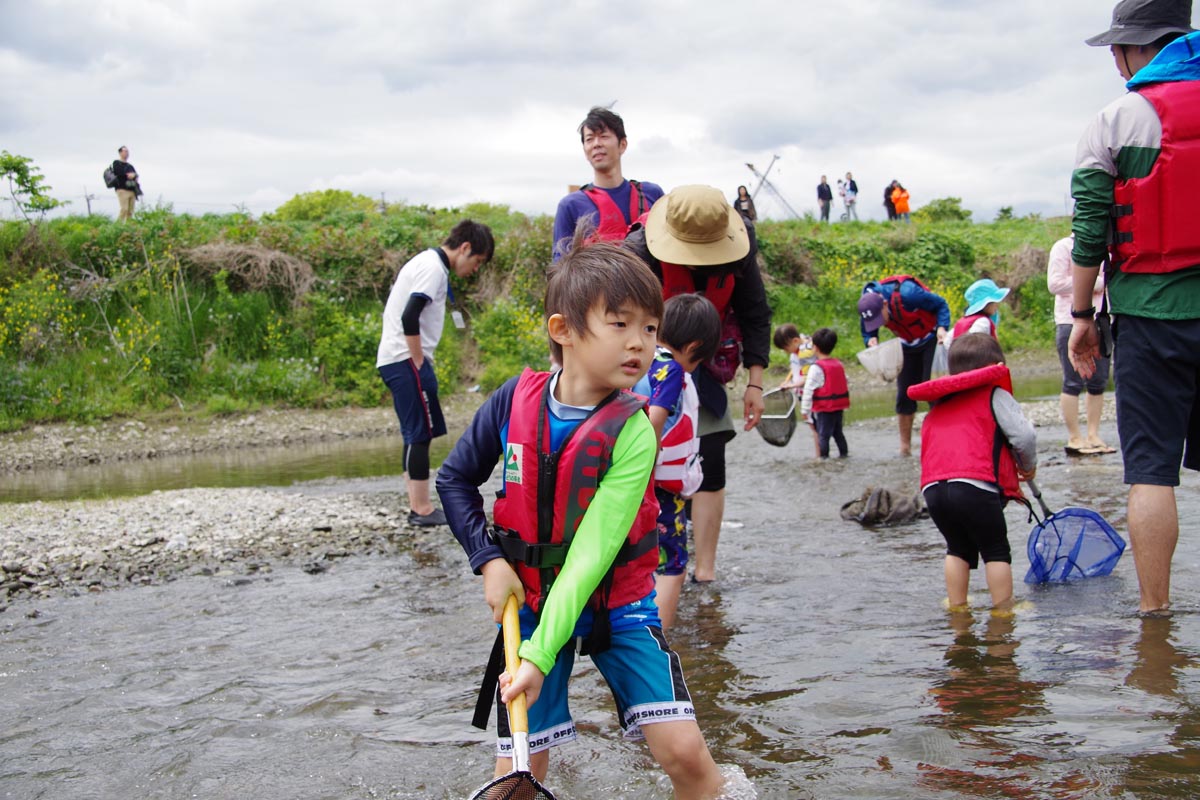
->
[883,180,898,221]
[112,146,141,222]
[817,176,834,223]
[843,171,859,221]
[733,185,758,222]
[377,220,494,526]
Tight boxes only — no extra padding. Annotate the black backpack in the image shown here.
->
[103,163,119,189]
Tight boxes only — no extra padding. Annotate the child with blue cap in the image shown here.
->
[949,279,1010,344]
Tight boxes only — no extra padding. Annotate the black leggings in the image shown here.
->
[923,481,1011,569]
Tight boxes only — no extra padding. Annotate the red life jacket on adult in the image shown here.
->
[811,358,850,412]
[952,313,997,339]
[908,364,1024,502]
[581,180,650,242]
[877,274,939,342]
[1111,81,1200,274]
[491,369,659,615]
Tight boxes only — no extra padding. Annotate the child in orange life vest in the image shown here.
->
[436,232,725,799]
[774,323,821,457]
[948,278,1010,346]
[799,327,850,458]
[633,294,721,630]
[907,333,1038,611]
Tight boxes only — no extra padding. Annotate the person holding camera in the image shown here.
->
[111,145,141,221]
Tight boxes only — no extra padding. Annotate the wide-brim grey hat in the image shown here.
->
[1086,0,1195,46]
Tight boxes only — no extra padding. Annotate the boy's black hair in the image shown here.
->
[812,327,838,355]
[660,294,721,365]
[773,323,800,351]
[578,106,627,143]
[948,332,1005,374]
[546,221,663,363]
[443,219,495,262]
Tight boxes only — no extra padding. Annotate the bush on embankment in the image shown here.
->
[0,196,1069,430]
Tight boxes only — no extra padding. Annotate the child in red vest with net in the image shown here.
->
[908,333,1038,611]
[799,327,850,458]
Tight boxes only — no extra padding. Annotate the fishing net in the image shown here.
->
[756,388,797,447]
[467,772,555,800]
[1024,506,1126,584]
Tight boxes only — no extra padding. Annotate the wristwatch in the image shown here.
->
[1070,306,1096,319]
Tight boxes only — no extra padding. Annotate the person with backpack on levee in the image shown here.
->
[551,107,664,260]
[858,274,951,456]
[625,185,772,583]
[109,145,142,222]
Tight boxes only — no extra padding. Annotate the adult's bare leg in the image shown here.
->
[690,489,725,582]
[899,413,915,456]
[1127,484,1178,613]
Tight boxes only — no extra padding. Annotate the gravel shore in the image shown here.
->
[0,388,1112,611]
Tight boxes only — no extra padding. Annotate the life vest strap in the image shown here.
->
[1112,204,1133,218]
[493,528,570,568]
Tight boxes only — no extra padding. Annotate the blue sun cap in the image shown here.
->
[964,279,1010,316]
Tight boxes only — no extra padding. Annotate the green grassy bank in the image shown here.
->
[0,195,1069,431]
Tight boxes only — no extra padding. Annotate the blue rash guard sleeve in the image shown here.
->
[436,377,519,573]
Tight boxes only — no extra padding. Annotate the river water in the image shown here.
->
[4,397,1200,798]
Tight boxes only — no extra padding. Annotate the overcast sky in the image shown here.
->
[2,0,1183,222]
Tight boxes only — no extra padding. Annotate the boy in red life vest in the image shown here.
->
[799,327,850,459]
[949,278,1010,346]
[908,333,1038,612]
[436,231,726,799]
[632,294,721,629]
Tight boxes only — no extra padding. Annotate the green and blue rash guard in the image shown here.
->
[436,373,658,677]
[1070,32,1200,320]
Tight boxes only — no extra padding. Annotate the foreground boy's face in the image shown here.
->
[573,303,658,391]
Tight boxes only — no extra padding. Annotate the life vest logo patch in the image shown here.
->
[504,443,522,485]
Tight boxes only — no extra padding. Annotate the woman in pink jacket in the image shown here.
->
[1047,233,1113,455]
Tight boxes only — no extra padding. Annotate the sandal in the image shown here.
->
[1086,441,1118,454]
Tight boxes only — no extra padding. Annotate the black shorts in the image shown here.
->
[1113,315,1200,486]
[378,358,446,445]
[896,337,936,415]
[696,432,726,492]
[923,481,1011,569]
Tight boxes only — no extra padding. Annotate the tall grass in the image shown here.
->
[0,201,1068,430]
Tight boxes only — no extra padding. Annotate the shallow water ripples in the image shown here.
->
[4,419,1200,797]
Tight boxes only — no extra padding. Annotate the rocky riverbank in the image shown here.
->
[0,388,1113,612]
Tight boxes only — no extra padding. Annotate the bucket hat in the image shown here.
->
[645,185,750,266]
[1086,0,1194,46]
[964,278,1010,316]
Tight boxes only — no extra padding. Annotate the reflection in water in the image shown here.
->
[921,612,1095,797]
[1121,618,1200,796]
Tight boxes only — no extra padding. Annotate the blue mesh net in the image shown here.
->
[1024,507,1126,584]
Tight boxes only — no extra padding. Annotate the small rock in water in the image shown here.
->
[302,561,328,575]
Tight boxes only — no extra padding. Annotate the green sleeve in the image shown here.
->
[518,412,656,674]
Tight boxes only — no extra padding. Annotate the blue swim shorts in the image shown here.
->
[495,595,696,756]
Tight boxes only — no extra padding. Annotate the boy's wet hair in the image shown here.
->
[948,332,1005,374]
[443,219,495,262]
[773,323,800,350]
[660,294,721,365]
[546,221,664,363]
[812,327,838,355]
[578,106,627,143]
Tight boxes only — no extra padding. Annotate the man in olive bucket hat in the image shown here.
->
[1068,0,1199,615]
[625,185,772,582]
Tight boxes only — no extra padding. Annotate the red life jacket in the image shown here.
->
[1111,81,1200,274]
[952,313,996,339]
[660,263,741,383]
[811,358,850,412]
[491,369,659,614]
[908,364,1024,502]
[580,180,649,242]
[876,274,939,342]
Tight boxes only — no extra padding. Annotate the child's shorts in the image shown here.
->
[495,596,697,756]
[655,487,688,577]
[923,480,1011,568]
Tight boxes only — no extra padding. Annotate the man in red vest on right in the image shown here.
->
[552,106,664,260]
[1069,0,1199,616]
